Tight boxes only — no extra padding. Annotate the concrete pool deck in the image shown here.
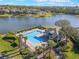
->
[21,37,47,52]
[21,38,35,52]
[23,29,46,45]
[16,28,45,36]
[16,28,46,52]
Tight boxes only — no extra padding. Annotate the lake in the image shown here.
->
[0,14,79,33]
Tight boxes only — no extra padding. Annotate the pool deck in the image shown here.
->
[21,38,35,52]
[21,38,47,52]
[16,28,45,36]
[35,42,47,47]
[16,28,46,52]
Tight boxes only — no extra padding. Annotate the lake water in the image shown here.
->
[0,14,79,33]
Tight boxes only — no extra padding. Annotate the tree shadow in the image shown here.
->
[72,44,79,54]
[70,38,79,54]
[1,48,21,59]
[9,54,20,58]
[1,48,18,54]
[10,42,17,47]
[2,37,16,43]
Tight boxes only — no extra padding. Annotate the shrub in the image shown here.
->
[11,42,17,47]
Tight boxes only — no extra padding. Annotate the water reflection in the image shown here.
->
[0,14,79,33]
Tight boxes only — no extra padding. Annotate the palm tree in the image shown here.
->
[18,34,23,55]
[36,46,43,55]
[47,39,56,59]
[22,36,27,48]
[18,34,29,59]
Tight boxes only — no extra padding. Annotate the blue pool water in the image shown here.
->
[23,31,45,46]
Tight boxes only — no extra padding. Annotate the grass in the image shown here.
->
[65,51,79,59]
[1,26,79,59]
[0,36,23,59]
[32,12,53,18]
[0,12,53,18]
[0,38,13,52]
[64,40,79,59]
[0,14,13,17]
[43,26,61,29]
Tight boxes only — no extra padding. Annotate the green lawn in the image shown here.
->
[43,26,61,29]
[0,38,13,52]
[32,12,53,18]
[64,40,79,59]
[65,51,79,59]
[0,36,23,59]
[0,14,13,17]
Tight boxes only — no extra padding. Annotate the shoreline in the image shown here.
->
[0,14,13,17]
[32,12,53,18]
[0,26,61,35]
[0,13,79,18]
[0,12,53,18]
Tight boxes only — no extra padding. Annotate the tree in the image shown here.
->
[48,40,56,48]
[55,20,77,42]
[47,40,56,59]
[18,35,27,51]
[55,20,70,27]
[20,48,36,59]
[55,20,79,47]
[35,46,44,54]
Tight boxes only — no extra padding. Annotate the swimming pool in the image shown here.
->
[23,30,46,46]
